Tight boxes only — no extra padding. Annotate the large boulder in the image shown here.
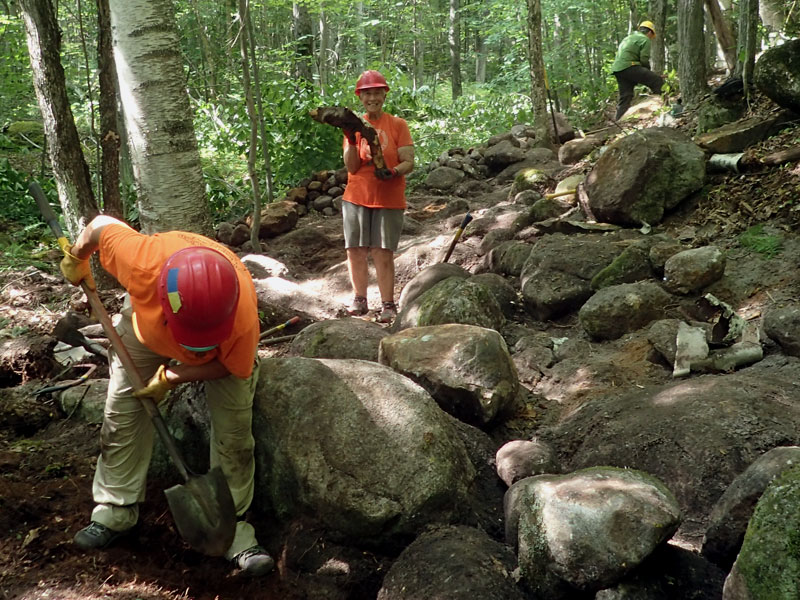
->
[505,467,681,597]
[376,525,525,600]
[520,234,622,321]
[723,463,800,599]
[398,263,470,309]
[754,39,800,114]
[579,281,673,341]
[582,128,706,226]
[540,356,800,534]
[393,276,505,332]
[596,544,726,599]
[289,318,389,361]
[702,446,800,570]
[253,357,476,544]
[379,324,520,427]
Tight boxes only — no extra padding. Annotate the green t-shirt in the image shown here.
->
[611,31,652,73]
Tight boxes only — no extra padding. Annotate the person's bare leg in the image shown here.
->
[372,248,396,302]
[346,247,370,297]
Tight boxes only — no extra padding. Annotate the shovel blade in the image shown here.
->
[164,466,237,556]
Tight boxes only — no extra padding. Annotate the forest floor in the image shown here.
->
[1,90,799,600]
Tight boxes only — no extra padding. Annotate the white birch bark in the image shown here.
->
[109,0,210,235]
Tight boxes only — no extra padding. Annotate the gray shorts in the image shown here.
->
[342,201,404,251]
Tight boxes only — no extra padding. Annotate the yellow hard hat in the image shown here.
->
[639,20,656,34]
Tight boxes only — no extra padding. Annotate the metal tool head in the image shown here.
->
[164,466,237,556]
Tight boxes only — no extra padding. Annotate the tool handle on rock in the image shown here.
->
[259,316,300,340]
[442,212,473,263]
[545,189,577,200]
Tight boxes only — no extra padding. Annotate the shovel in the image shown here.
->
[29,182,236,557]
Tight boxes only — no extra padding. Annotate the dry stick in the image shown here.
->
[261,334,296,346]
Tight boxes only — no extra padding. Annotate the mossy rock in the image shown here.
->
[510,168,551,196]
[733,463,800,599]
[695,100,744,136]
[5,121,45,144]
[591,243,653,290]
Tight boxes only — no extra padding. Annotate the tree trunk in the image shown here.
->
[475,32,486,83]
[704,0,737,73]
[293,2,313,83]
[526,0,552,147]
[20,0,98,238]
[356,1,366,73]
[109,0,210,235]
[245,6,275,212]
[677,0,708,107]
[238,0,261,250]
[190,0,217,100]
[735,0,759,89]
[96,0,122,219]
[412,0,424,91]
[318,8,330,92]
[449,0,462,99]
[649,0,668,74]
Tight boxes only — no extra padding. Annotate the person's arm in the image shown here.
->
[164,359,232,384]
[343,138,362,174]
[70,215,132,259]
[394,145,415,177]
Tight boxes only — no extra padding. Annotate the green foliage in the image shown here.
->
[738,224,783,258]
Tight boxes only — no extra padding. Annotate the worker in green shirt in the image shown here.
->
[611,20,664,120]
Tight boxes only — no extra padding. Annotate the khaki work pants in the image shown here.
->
[90,299,260,560]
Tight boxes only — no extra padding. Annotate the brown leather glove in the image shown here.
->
[133,364,176,405]
[59,244,96,291]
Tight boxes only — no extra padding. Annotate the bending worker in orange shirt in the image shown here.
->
[342,69,415,323]
[60,215,273,576]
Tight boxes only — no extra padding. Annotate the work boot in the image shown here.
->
[376,301,397,324]
[73,521,129,550]
[346,295,368,316]
[233,545,275,576]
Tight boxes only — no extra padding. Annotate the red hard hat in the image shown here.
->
[355,70,389,95]
[158,247,240,350]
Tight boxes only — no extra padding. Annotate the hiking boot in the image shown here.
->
[233,545,275,576]
[346,295,368,316]
[73,521,129,550]
[376,301,397,324]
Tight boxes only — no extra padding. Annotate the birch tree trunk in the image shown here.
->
[677,0,708,107]
[526,0,552,147]
[449,0,462,99]
[20,0,97,238]
[318,8,330,92]
[109,0,210,235]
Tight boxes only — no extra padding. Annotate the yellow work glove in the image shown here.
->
[133,364,176,405]
[59,244,96,291]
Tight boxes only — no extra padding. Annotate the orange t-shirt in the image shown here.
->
[98,224,259,379]
[342,112,413,209]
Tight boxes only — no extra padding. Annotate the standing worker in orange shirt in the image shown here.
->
[60,215,273,576]
[341,70,415,323]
